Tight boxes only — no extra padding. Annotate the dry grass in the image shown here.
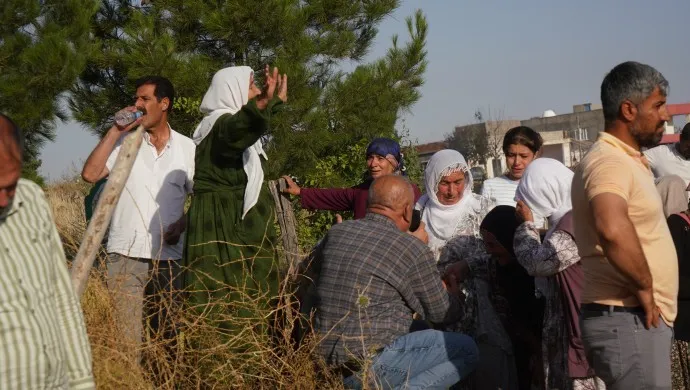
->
[46,179,346,389]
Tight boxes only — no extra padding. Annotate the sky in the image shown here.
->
[42,0,690,181]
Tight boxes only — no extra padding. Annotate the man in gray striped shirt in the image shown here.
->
[0,115,95,389]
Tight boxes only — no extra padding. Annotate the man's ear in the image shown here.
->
[402,203,412,223]
[161,97,170,111]
[620,100,637,123]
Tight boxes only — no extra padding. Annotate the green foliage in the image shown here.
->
[0,0,99,182]
[21,159,46,188]
[173,96,203,125]
[293,139,369,248]
[266,9,429,181]
[67,0,429,250]
[70,0,403,138]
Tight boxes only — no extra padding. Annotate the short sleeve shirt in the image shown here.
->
[572,132,678,324]
[105,126,196,260]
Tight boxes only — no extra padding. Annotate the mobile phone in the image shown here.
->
[409,209,422,232]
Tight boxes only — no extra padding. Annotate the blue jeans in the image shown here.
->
[343,329,479,389]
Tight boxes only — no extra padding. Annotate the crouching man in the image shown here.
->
[313,174,478,389]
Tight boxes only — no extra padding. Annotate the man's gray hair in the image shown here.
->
[600,61,669,124]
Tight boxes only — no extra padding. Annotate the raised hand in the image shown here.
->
[257,65,287,109]
[263,65,279,100]
[276,73,288,102]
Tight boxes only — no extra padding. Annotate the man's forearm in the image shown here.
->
[598,220,653,290]
[82,127,120,182]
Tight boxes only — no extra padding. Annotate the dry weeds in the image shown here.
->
[46,179,345,389]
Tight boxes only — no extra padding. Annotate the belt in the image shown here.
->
[581,303,644,313]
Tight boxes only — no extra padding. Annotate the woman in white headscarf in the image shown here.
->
[182,65,287,334]
[417,150,518,390]
[514,158,603,390]
[417,149,494,257]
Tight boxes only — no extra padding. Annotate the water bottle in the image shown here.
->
[114,109,143,127]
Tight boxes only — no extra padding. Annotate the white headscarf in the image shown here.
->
[192,66,267,220]
[418,149,479,249]
[514,158,573,238]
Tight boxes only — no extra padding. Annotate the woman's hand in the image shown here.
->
[515,200,534,223]
[444,260,470,283]
[257,65,287,108]
[408,221,429,244]
[280,175,301,196]
[276,72,287,102]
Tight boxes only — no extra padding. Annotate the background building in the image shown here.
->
[417,102,690,181]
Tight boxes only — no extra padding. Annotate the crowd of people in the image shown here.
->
[0,59,689,390]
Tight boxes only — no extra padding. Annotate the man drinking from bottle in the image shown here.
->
[81,76,195,359]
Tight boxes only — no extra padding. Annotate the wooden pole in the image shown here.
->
[70,125,145,298]
[268,178,300,271]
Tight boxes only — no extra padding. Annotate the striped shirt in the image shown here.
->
[0,179,95,389]
[480,175,519,206]
[481,175,546,228]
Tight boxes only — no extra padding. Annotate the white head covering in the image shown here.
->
[514,158,574,238]
[192,66,267,220]
[418,149,478,249]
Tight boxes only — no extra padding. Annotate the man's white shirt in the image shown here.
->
[105,126,195,260]
[644,143,690,197]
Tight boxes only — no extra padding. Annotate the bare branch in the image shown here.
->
[71,125,145,298]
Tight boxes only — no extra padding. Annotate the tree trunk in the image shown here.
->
[70,125,145,298]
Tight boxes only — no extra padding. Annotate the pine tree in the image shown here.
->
[0,0,99,184]
[70,0,427,181]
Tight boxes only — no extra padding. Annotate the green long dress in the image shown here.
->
[183,98,282,337]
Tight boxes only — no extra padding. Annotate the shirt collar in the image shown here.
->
[143,123,174,150]
[364,212,401,230]
[598,131,650,168]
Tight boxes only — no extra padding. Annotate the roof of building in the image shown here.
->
[415,141,447,155]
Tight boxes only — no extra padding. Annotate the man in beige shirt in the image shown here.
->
[572,61,678,389]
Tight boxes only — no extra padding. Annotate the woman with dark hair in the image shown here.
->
[668,203,690,389]
[480,205,544,390]
[281,137,421,219]
[480,126,542,207]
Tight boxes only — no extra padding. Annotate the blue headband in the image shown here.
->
[366,137,406,175]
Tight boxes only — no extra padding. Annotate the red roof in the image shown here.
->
[661,134,680,145]
[415,141,447,155]
[668,103,690,116]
